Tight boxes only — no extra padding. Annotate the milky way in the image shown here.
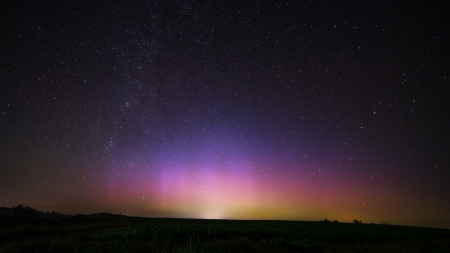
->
[1,1,449,228]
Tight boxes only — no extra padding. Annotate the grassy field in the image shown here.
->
[1,216,449,253]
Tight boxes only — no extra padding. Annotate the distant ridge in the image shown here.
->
[0,205,127,222]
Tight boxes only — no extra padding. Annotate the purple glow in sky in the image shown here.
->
[1,1,449,228]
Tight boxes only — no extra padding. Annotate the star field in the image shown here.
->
[1,1,449,228]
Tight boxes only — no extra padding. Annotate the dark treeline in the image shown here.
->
[0,205,66,221]
[0,205,127,222]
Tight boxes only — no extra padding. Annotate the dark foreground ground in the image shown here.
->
[1,216,449,253]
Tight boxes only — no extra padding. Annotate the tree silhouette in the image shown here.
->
[12,205,38,220]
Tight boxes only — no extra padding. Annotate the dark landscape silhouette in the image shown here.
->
[1,205,449,253]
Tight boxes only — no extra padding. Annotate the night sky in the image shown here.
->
[1,1,449,228]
